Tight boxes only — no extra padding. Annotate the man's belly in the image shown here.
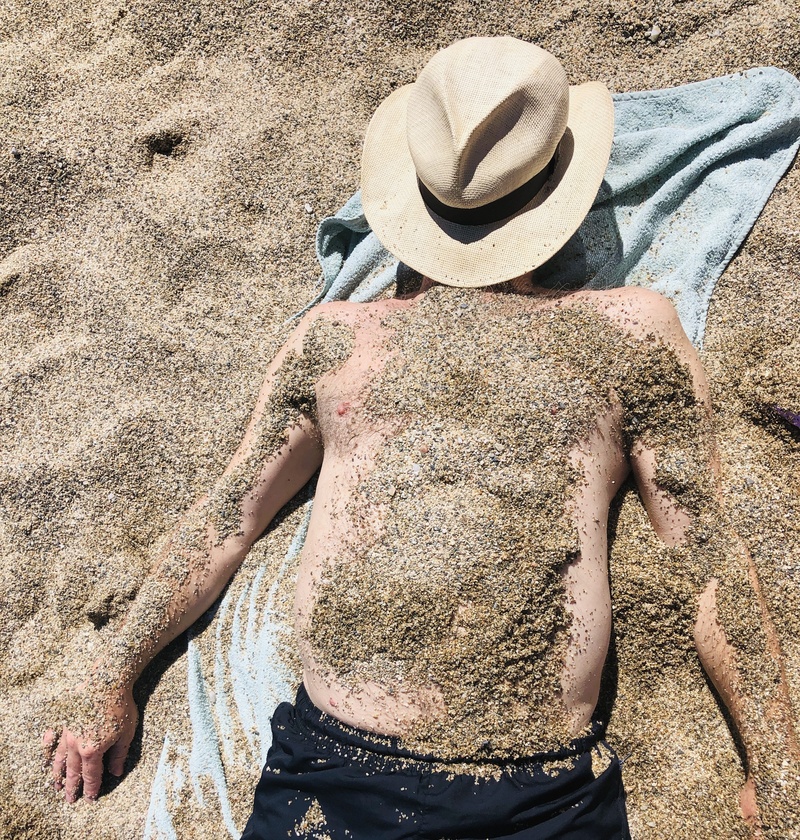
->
[293,482,608,760]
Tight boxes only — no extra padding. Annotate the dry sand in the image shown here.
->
[1,0,799,837]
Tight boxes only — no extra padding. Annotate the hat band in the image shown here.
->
[418,149,558,227]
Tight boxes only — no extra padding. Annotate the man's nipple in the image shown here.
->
[336,402,351,416]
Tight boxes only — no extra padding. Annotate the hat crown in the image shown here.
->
[407,37,569,210]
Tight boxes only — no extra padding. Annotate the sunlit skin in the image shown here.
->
[43,278,795,836]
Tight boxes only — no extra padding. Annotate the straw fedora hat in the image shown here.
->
[361,37,614,287]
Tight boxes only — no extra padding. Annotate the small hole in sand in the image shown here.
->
[145,131,184,159]
[0,273,20,297]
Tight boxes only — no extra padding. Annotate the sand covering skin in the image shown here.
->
[149,286,794,837]
[306,290,714,762]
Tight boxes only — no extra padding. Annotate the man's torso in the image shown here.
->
[293,286,641,760]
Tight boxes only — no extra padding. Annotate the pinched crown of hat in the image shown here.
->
[361,37,614,287]
[407,39,569,212]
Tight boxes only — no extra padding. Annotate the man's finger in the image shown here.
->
[42,729,57,764]
[107,728,134,778]
[51,735,67,791]
[740,777,759,821]
[64,734,83,803]
[79,743,103,802]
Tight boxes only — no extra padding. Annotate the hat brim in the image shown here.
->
[361,81,614,288]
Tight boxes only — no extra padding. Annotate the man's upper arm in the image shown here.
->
[622,291,718,546]
[210,310,332,551]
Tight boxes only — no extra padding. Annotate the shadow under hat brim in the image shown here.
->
[361,81,614,288]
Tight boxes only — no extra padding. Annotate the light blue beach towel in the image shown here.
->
[144,67,800,839]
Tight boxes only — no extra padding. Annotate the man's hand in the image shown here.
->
[740,777,763,838]
[43,682,138,803]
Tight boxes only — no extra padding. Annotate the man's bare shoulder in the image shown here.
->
[297,299,396,330]
[564,287,688,347]
[563,287,709,404]
[279,300,399,372]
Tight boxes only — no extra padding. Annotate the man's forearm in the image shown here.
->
[696,582,794,746]
[95,496,251,692]
[695,577,799,833]
[90,407,323,695]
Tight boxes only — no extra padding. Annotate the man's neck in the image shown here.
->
[411,273,565,298]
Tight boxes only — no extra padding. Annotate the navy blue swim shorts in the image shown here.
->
[241,684,631,840]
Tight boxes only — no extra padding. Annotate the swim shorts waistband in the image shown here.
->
[293,682,605,765]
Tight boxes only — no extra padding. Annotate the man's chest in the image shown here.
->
[314,351,611,474]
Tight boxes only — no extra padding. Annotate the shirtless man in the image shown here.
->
[46,37,798,839]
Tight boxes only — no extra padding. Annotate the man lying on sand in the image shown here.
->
[45,37,798,838]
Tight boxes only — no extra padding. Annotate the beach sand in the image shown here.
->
[1,0,798,837]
